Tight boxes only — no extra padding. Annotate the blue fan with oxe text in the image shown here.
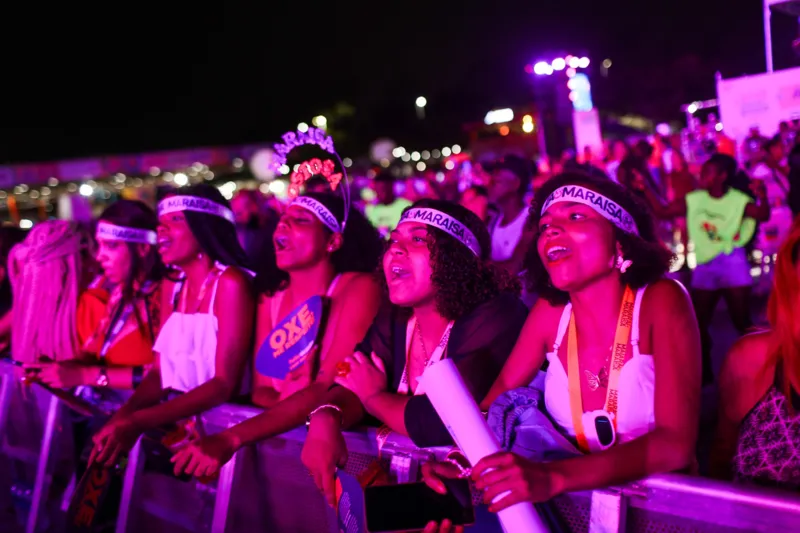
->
[255,295,323,379]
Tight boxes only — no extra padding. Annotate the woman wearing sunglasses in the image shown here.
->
[422,172,701,533]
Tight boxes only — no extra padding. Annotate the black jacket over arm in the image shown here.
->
[356,292,528,448]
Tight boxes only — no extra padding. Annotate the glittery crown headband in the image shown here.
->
[273,126,351,231]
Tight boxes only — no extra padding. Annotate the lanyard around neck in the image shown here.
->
[98,281,155,360]
[397,316,454,396]
[567,286,635,453]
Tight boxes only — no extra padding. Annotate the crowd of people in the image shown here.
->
[1,118,800,532]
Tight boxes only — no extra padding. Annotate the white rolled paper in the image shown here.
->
[421,359,548,533]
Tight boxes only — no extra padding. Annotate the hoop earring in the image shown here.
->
[615,255,632,274]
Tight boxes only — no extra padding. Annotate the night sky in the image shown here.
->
[1,0,796,164]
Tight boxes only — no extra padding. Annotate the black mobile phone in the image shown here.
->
[364,479,475,533]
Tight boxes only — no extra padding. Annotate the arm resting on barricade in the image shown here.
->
[112,367,165,419]
[514,281,700,500]
[132,269,254,429]
[224,381,367,450]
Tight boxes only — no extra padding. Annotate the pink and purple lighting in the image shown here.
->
[527,55,590,76]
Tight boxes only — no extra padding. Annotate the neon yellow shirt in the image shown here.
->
[366,199,412,237]
[686,189,756,265]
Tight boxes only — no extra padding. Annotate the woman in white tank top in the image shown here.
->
[423,173,701,522]
[90,185,255,467]
[171,193,384,479]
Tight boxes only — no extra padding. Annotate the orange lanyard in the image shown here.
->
[567,286,635,453]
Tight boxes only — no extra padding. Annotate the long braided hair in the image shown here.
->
[9,221,90,363]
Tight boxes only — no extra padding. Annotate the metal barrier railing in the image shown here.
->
[3,361,800,533]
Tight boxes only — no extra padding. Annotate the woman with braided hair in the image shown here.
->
[9,220,95,364]
[23,200,165,389]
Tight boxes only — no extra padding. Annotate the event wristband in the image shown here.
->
[306,404,343,428]
[132,366,144,389]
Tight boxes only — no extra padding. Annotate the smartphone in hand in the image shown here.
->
[364,479,475,532]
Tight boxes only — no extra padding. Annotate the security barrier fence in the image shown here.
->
[2,361,800,533]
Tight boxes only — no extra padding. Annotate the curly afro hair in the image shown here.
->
[255,192,383,296]
[394,199,520,321]
[524,172,674,305]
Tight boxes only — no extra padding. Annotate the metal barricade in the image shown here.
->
[114,403,434,533]
[5,374,800,532]
[0,362,76,533]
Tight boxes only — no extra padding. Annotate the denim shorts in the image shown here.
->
[691,248,752,291]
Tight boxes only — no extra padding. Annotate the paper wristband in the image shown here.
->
[158,196,235,224]
[292,196,341,233]
[96,222,157,245]
[541,185,639,236]
[398,208,481,257]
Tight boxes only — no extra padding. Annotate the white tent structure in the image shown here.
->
[764,0,800,71]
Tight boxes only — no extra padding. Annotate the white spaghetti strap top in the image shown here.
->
[156,263,230,392]
[543,285,656,444]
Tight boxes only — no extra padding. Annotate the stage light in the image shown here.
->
[533,61,553,75]
[484,108,514,125]
[174,173,189,186]
[552,58,566,71]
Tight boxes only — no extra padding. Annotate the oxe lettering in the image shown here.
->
[74,467,110,526]
[269,304,316,357]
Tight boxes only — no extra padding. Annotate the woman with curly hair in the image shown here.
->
[170,192,384,478]
[301,199,527,505]
[422,173,701,533]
